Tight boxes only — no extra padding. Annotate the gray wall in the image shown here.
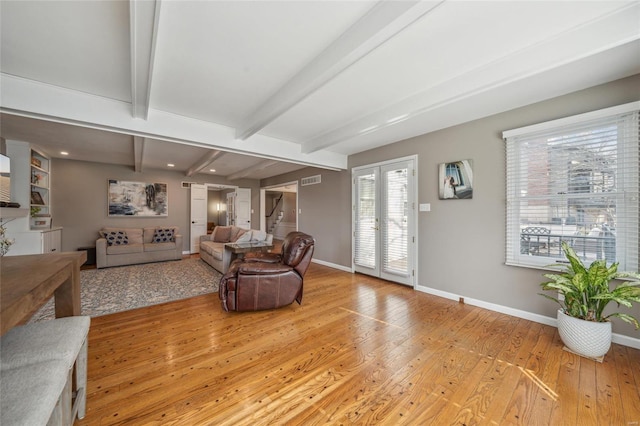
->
[262,168,351,267]
[52,159,260,253]
[262,74,640,339]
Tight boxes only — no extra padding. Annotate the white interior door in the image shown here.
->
[235,188,251,229]
[353,158,415,286]
[190,184,207,253]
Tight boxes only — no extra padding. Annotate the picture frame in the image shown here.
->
[108,180,168,217]
[31,190,45,205]
[439,159,474,200]
[31,216,51,229]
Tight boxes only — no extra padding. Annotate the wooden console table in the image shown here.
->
[0,251,86,335]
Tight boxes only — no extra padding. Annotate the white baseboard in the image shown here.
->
[312,258,353,273]
[415,284,640,350]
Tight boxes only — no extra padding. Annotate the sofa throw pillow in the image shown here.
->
[251,230,267,242]
[232,228,247,242]
[213,226,232,243]
[104,231,128,246]
[235,231,252,243]
[152,228,175,243]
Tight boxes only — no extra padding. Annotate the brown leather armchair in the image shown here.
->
[218,232,315,312]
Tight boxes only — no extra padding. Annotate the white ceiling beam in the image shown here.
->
[301,2,640,154]
[0,74,348,170]
[234,0,443,141]
[133,136,146,172]
[185,150,226,177]
[227,159,280,181]
[130,0,161,120]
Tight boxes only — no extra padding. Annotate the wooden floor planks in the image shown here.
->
[75,262,640,425]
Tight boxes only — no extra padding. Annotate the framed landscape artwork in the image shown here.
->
[108,180,168,217]
[439,159,474,200]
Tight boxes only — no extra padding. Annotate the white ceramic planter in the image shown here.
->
[557,309,612,358]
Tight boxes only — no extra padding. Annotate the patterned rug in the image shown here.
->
[31,258,221,321]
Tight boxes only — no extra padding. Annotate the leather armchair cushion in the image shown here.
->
[238,263,292,275]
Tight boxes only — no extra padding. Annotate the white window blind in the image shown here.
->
[354,172,377,268]
[381,166,409,276]
[503,102,639,272]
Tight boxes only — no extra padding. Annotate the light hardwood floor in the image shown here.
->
[77,262,640,425]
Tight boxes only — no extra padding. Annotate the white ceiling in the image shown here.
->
[1,1,639,181]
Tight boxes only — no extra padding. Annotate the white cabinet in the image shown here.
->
[6,227,62,255]
[42,228,61,253]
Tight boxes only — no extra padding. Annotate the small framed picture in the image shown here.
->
[439,159,474,200]
[31,191,45,205]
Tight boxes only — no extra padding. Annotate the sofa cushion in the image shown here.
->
[103,231,129,246]
[152,228,175,243]
[201,241,224,261]
[106,243,144,255]
[210,247,224,261]
[200,241,215,256]
[144,242,175,252]
[101,227,143,245]
[212,226,232,243]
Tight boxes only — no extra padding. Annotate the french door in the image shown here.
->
[353,157,416,286]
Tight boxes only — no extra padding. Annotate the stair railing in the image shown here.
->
[266,193,284,218]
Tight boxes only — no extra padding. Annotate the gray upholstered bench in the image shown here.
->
[1,360,71,425]
[0,316,91,423]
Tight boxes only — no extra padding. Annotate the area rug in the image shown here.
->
[31,258,221,322]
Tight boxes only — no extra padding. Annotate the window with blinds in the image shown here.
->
[503,102,639,272]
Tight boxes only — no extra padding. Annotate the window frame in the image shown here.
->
[503,101,639,272]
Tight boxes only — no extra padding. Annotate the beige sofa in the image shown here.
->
[199,226,273,274]
[96,226,182,269]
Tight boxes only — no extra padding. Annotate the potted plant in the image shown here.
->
[539,241,640,359]
[0,223,14,256]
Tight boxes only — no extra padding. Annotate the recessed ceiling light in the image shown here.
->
[209,169,216,172]
[167,163,175,167]
[60,151,69,156]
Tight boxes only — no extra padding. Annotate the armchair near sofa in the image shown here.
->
[219,231,315,312]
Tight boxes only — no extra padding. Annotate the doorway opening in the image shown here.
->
[260,181,298,241]
[189,183,237,254]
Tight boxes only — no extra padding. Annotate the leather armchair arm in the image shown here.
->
[238,262,293,275]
